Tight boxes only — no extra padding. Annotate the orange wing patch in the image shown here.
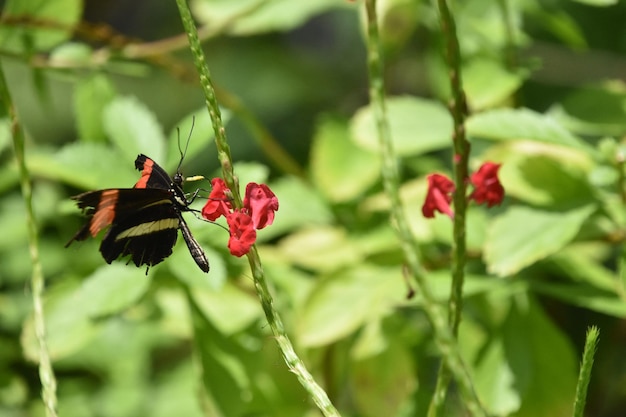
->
[134,157,154,189]
[89,190,118,236]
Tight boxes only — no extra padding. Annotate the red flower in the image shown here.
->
[243,182,279,229]
[201,178,232,221]
[469,162,504,207]
[422,174,455,218]
[226,211,257,257]
[201,179,278,256]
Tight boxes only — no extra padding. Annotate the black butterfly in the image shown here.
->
[65,154,209,273]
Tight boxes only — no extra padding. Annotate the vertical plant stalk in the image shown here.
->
[615,149,626,300]
[573,326,599,417]
[428,0,473,414]
[363,1,484,416]
[174,1,340,416]
[0,69,58,416]
[496,0,519,70]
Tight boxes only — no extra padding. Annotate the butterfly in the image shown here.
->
[65,154,209,273]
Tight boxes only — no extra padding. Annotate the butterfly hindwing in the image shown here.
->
[100,201,180,268]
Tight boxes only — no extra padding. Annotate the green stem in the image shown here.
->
[496,0,518,71]
[363,1,484,416]
[573,326,599,417]
[174,1,340,415]
[428,0,473,414]
[247,247,340,416]
[0,64,58,416]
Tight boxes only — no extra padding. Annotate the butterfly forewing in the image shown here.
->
[135,154,173,190]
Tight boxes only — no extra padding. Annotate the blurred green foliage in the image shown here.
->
[1,0,626,416]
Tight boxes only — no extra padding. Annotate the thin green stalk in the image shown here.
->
[496,0,519,70]
[0,67,58,416]
[174,1,340,415]
[573,326,599,417]
[363,1,484,416]
[428,0,473,414]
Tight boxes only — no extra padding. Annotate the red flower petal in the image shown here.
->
[226,210,257,257]
[422,174,455,218]
[243,182,279,229]
[202,178,233,221]
[469,162,505,207]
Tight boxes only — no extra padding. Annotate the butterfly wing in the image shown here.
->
[99,201,180,268]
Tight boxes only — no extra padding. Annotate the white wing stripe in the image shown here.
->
[115,218,179,240]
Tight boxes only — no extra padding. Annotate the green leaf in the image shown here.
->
[432,272,514,301]
[263,261,316,310]
[464,58,524,110]
[76,265,152,318]
[311,117,381,202]
[376,0,419,48]
[485,205,596,276]
[466,108,593,152]
[550,82,626,137]
[351,320,388,360]
[21,281,97,361]
[527,7,586,48]
[0,194,28,252]
[620,246,626,296]
[148,362,205,417]
[192,285,262,335]
[529,281,626,318]
[49,42,92,66]
[570,0,617,5]
[547,245,618,292]
[297,265,406,347]
[191,0,348,35]
[187,291,252,417]
[277,226,362,273]
[260,176,333,239]
[350,96,453,156]
[460,320,521,415]
[495,145,595,207]
[362,177,435,242]
[0,118,11,153]
[73,321,156,415]
[103,96,166,164]
[351,341,417,417]
[74,74,117,143]
[30,143,136,189]
[0,0,82,52]
[502,298,577,417]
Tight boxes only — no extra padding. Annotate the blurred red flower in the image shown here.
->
[469,162,504,207]
[422,174,455,218]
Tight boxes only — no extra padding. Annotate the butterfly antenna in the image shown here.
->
[177,116,196,173]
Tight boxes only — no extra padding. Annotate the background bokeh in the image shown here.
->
[2,0,626,416]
